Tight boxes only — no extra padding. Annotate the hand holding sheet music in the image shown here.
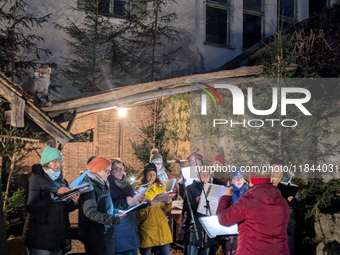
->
[129,183,153,207]
[54,183,93,201]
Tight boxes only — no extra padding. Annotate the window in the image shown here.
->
[205,0,230,47]
[278,0,295,18]
[243,0,264,49]
[309,0,329,16]
[78,0,128,18]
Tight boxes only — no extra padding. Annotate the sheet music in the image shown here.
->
[199,216,238,238]
[161,179,176,192]
[129,182,152,207]
[197,183,227,215]
[181,166,198,187]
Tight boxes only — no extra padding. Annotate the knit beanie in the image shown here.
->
[87,156,111,174]
[87,155,97,164]
[187,152,203,162]
[270,158,284,166]
[248,167,271,185]
[40,146,63,165]
[229,169,243,180]
[211,153,226,166]
[144,163,157,176]
[150,149,163,163]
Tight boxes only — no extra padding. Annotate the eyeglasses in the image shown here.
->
[113,167,124,172]
[234,177,244,181]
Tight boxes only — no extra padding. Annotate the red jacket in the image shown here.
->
[217,183,290,255]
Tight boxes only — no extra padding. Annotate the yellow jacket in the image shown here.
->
[137,182,173,248]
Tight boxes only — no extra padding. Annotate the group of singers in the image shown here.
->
[22,146,299,255]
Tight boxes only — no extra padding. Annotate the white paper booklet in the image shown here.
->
[199,216,238,238]
[161,179,176,192]
[129,182,152,207]
[197,183,227,215]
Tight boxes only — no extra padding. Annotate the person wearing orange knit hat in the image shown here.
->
[78,156,125,255]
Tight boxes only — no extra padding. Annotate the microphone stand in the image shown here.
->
[184,188,199,255]
[200,176,211,255]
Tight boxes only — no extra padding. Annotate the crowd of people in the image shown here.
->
[22,146,301,255]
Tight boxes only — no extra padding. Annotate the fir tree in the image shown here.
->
[0,0,51,82]
[56,0,126,94]
[0,101,42,233]
[121,0,181,82]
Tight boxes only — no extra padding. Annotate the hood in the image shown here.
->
[248,183,282,205]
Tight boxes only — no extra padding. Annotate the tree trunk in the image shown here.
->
[150,0,160,82]
[3,154,16,207]
[0,179,8,255]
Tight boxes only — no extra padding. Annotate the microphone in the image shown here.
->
[166,159,188,164]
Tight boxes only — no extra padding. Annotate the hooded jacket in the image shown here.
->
[217,183,290,255]
[137,182,173,248]
[22,164,77,251]
[78,174,120,255]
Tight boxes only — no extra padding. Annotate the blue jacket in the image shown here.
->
[231,183,249,204]
[108,175,140,253]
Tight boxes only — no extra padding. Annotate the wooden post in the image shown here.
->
[58,109,77,152]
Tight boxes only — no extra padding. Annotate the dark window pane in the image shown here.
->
[210,0,228,4]
[114,0,126,17]
[278,0,294,18]
[206,7,228,46]
[98,0,110,15]
[309,0,327,16]
[243,14,262,48]
[244,0,262,11]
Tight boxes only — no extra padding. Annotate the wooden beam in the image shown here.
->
[10,94,25,127]
[0,72,73,145]
[42,66,263,113]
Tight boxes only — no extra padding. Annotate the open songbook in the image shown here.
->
[199,216,238,238]
[54,183,93,201]
[129,182,153,207]
[150,191,176,206]
[161,179,176,193]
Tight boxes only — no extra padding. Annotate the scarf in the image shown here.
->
[43,167,61,181]
[88,172,110,192]
[157,166,169,180]
[113,174,128,189]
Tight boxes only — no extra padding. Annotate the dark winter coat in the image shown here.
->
[217,183,290,255]
[78,174,120,255]
[182,181,215,247]
[108,175,140,253]
[22,164,77,251]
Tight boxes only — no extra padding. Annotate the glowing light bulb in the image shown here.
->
[118,108,127,117]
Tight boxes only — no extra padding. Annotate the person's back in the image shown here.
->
[217,173,290,255]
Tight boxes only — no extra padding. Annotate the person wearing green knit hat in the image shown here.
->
[23,146,80,255]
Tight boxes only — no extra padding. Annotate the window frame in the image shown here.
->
[277,0,297,23]
[242,0,265,50]
[77,0,130,19]
[204,0,231,48]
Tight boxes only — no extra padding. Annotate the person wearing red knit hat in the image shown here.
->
[78,156,125,255]
[216,167,290,255]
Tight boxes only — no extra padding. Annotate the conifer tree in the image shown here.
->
[56,0,126,94]
[0,0,51,82]
[121,0,181,82]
